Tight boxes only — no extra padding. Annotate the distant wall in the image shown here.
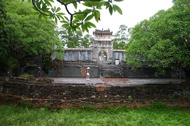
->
[63,48,126,62]
[113,50,126,61]
[64,48,92,61]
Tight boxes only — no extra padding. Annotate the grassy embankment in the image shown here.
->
[0,103,190,126]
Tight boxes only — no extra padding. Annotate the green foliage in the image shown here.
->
[59,28,92,48]
[151,102,167,109]
[59,28,82,48]
[126,95,133,101]
[113,25,129,49]
[26,0,123,33]
[113,41,126,50]
[82,34,93,48]
[81,105,98,112]
[41,53,53,74]
[0,0,9,73]
[0,105,190,126]
[1,0,63,74]
[18,73,34,79]
[125,0,190,77]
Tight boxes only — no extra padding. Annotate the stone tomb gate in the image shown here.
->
[52,29,126,78]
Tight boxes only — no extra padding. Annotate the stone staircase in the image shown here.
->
[99,63,124,78]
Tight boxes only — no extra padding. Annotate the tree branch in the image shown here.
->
[33,0,115,28]
[32,0,52,16]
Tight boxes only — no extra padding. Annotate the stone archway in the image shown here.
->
[98,51,107,62]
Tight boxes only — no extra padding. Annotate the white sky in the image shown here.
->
[56,0,173,35]
[90,0,174,34]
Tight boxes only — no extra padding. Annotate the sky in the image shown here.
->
[56,0,174,35]
[90,0,174,34]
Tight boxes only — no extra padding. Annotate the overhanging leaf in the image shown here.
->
[109,5,113,15]
[113,5,122,15]
[85,14,94,21]
[85,21,96,28]
[94,10,100,22]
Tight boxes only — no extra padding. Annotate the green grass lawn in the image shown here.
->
[0,104,190,126]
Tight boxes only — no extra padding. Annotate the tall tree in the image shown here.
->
[0,0,8,52]
[59,28,92,48]
[0,0,12,73]
[2,0,63,74]
[59,28,82,48]
[113,25,129,49]
[125,0,190,82]
[81,34,93,48]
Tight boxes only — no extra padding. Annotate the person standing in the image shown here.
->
[86,67,90,80]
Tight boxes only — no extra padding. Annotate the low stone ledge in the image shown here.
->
[0,82,190,108]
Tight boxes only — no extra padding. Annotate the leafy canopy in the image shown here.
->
[113,25,129,49]
[25,0,123,32]
[2,0,63,72]
[125,0,190,73]
[59,28,93,48]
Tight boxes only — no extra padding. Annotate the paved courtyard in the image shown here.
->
[52,78,186,86]
[52,78,104,84]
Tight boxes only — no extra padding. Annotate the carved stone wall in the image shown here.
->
[63,49,126,62]
[64,48,92,61]
[113,50,126,61]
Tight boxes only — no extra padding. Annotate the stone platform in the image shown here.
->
[52,78,104,84]
[52,78,185,86]
[1,78,189,108]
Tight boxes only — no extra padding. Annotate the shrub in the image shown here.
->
[19,74,34,79]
